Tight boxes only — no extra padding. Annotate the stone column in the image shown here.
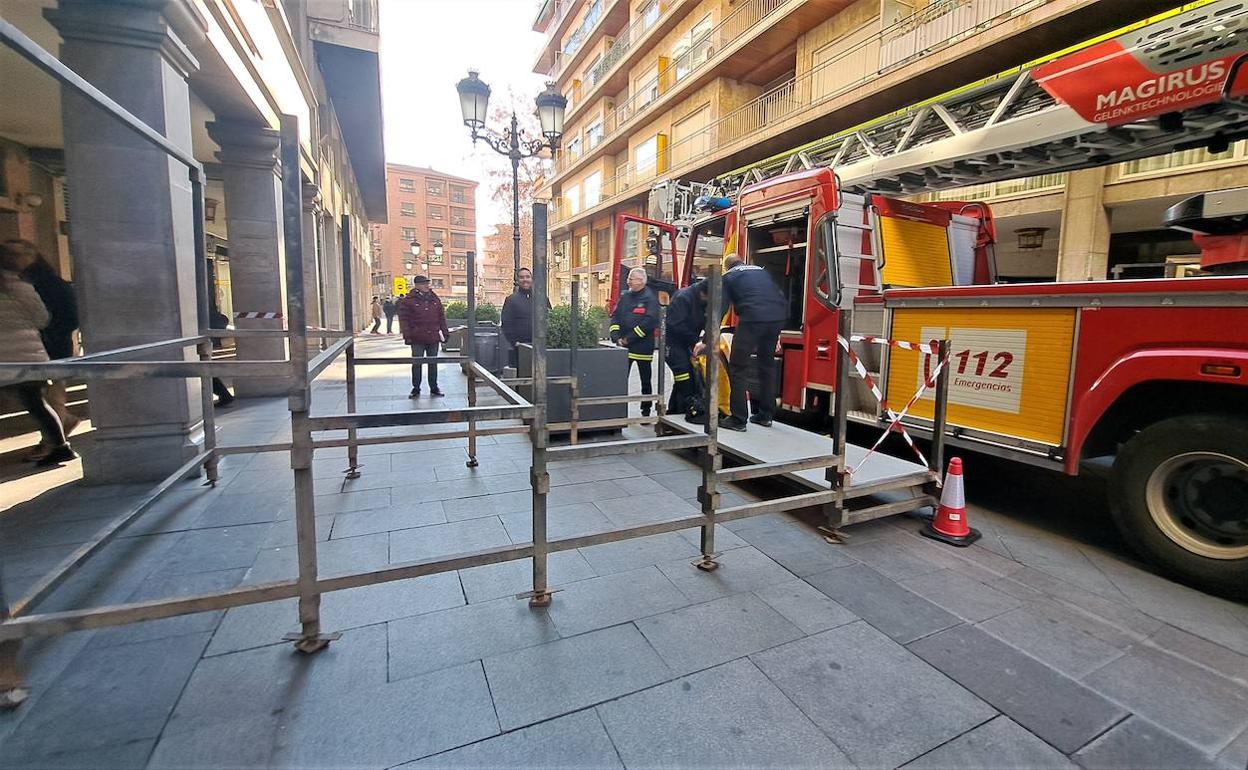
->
[207,120,288,397]
[321,214,344,330]
[47,0,203,483]
[1056,167,1112,281]
[301,182,324,351]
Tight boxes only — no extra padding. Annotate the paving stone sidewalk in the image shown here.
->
[1,335,1246,769]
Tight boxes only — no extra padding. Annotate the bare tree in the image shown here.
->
[478,86,551,277]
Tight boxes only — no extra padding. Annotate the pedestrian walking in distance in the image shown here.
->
[610,267,660,416]
[208,306,235,407]
[382,296,397,334]
[3,239,82,443]
[501,267,543,370]
[369,296,383,334]
[718,255,787,431]
[0,245,76,466]
[398,275,448,398]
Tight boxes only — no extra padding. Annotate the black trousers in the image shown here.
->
[410,342,440,389]
[665,343,695,413]
[385,314,396,334]
[11,382,66,448]
[628,353,654,415]
[729,320,782,421]
[370,318,381,333]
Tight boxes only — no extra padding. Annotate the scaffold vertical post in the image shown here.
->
[0,572,28,709]
[528,202,553,608]
[929,338,951,480]
[465,250,479,468]
[696,267,721,571]
[568,279,579,445]
[342,212,360,480]
[828,309,851,530]
[191,167,219,485]
[279,115,336,653]
[655,304,667,435]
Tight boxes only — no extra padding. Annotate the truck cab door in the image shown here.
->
[803,212,841,396]
[611,214,679,308]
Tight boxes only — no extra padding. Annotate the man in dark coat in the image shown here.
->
[397,275,449,398]
[500,267,539,369]
[382,297,398,334]
[663,278,708,416]
[719,255,787,431]
[610,267,660,416]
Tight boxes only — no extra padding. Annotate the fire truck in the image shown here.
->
[609,0,1248,596]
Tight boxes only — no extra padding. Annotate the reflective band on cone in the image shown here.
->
[922,457,981,547]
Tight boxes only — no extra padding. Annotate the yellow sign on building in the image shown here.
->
[886,307,1076,446]
[393,277,409,296]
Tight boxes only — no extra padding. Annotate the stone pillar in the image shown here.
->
[321,214,344,330]
[207,120,288,397]
[301,182,324,351]
[47,0,203,483]
[1056,167,1112,281]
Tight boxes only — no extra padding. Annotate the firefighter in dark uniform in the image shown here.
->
[610,267,661,416]
[720,255,788,431]
[663,278,708,416]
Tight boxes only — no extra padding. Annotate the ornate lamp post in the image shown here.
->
[456,69,566,284]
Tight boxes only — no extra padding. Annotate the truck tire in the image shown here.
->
[1110,415,1248,600]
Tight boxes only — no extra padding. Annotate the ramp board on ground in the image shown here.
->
[658,415,931,494]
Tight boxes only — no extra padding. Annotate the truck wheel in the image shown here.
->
[1110,415,1248,600]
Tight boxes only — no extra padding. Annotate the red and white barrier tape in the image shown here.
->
[235,311,284,320]
[836,335,948,475]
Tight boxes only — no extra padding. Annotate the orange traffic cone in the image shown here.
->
[922,457,981,547]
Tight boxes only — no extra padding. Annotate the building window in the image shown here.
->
[593,227,611,265]
[567,136,582,161]
[636,134,662,175]
[579,234,591,268]
[584,55,602,89]
[398,178,415,192]
[401,226,417,240]
[674,15,713,81]
[451,207,469,227]
[450,185,468,204]
[452,257,467,271]
[431,277,445,288]
[428,204,445,220]
[638,0,659,32]
[566,184,581,215]
[586,121,604,149]
[451,232,470,249]
[426,179,445,196]
[584,171,602,208]
[400,201,416,217]
[428,228,446,243]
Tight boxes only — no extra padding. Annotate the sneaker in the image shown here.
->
[409,388,420,398]
[748,414,773,427]
[718,416,748,432]
[429,388,445,397]
[35,445,78,467]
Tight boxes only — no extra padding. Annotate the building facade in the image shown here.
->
[481,225,523,308]
[532,0,1235,303]
[0,0,385,483]
[370,164,478,300]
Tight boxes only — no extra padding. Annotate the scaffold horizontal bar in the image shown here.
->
[716,455,839,482]
[843,470,937,500]
[717,489,842,519]
[351,356,468,365]
[470,362,530,406]
[547,416,657,432]
[843,495,936,526]
[0,359,292,383]
[307,405,533,431]
[548,433,708,461]
[574,393,658,406]
[53,336,206,363]
[9,449,213,618]
[307,336,354,381]
[209,329,351,339]
[215,442,293,455]
[313,423,529,450]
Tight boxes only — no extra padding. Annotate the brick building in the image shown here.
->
[481,225,527,308]
[373,164,478,298]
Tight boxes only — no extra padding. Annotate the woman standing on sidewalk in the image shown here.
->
[397,275,448,399]
[0,246,75,466]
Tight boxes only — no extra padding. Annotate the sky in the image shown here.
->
[378,0,550,249]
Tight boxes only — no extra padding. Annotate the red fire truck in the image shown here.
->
[609,1,1248,596]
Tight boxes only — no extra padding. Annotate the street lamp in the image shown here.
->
[456,69,566,284]
[410,240,421,258]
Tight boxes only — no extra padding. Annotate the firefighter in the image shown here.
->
[610,267,660,416]
[664,278,708,417]
[719,255,787,431]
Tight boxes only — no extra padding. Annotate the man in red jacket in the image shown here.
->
[397,275,449,398]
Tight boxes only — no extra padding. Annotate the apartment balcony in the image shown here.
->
[308,0,386,219]
[549,0,1177,231]
[534,0,629,80]
[553,0,838,182]
[534,0,579,33]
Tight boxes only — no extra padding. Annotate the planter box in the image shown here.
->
[517,343,628,428]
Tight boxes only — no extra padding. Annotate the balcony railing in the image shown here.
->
[309,0,379,33]
[553,0,1049,225]
[557,0,786,175]
[880,0,1033,70]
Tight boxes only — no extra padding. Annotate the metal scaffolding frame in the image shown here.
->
[0,19,951,710]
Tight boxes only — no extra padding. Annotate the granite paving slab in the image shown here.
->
[326,501,445,540]
[388,595,560,680]
[245,532,389,582]
[751,621,995,768]
[578,531,701,575]
[597,658,853,769]
[1072,716,1226,770]
[977,602,1127,679]
[544,565,690,638]
[900,568,1024,623]
[753,579,859,635]
[457,551,598,604]
[908,623,1128,753]
[805,563,961,644]
[389,516,513,563]
[0,737,156,770]
[731,520,857,576]
[498,502,614,543]
[635,592,804,674]
[900,715,1077,769]
[656,545,795,604]
[93,567,246,648]
[483,624,673,730]
[405,709,623,769]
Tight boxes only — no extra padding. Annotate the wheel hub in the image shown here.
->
[1147,452,1248,560]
